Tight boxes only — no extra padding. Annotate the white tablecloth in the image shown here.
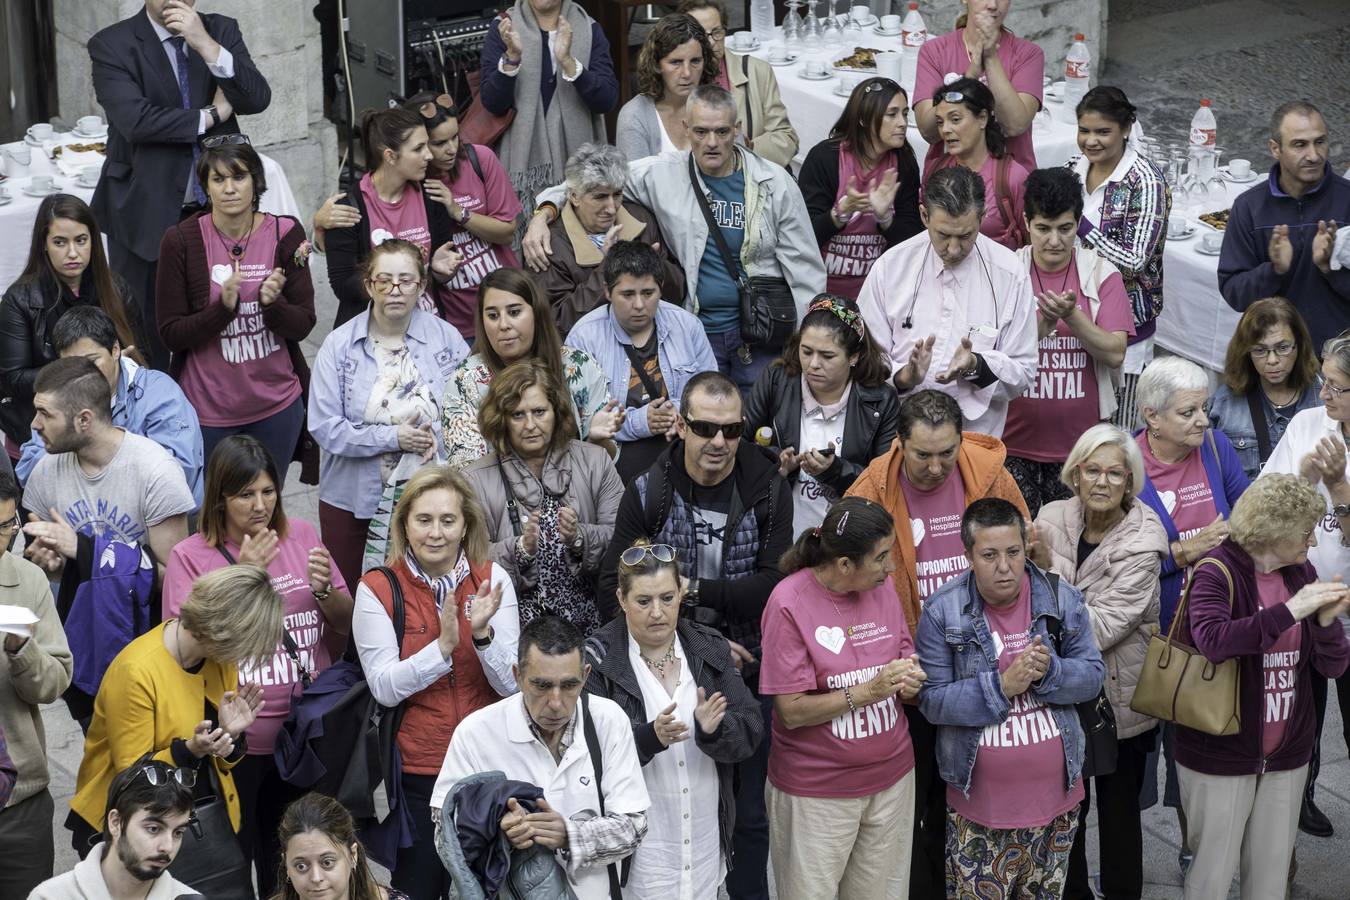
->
[0,133,300,292]
[741,31,1081,169]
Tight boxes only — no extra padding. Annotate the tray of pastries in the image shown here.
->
[1199,209,1230,231]
[833,47,882,71]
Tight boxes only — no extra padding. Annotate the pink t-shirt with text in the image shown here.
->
[162,519,349,754]
[949,574,1085,828]
[1255,569,1301,757]
[1003,263,1134,462]
[760,568,916,798]
[436,145,522,339]
[358,173,439,316]
[1138,435,1219,540]
[924,154,1030,250]
[914,29,1045,174]
[823,145,897,299]
[178,214,302,427]
[902,468,970,602]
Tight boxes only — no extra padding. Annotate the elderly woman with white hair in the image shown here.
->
[537,142,684,333]
[1030,423,1168,899]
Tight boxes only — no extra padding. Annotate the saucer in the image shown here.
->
[833,83,854,97]
[23,134,51,148]
[0,194,11,206]
[728,35,761,52]
[800,69,833,80]
[766,53,799,66]
[75,177,100,189]
[1167,227,1196,241]
[1221,168,1258,184]
[72,127,109,140]
[851,15,877,26]
[22,181,61,198]
[873,24,902,36]
[1196,243,1223,256]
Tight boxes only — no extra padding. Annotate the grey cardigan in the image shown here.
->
[615,94,670,162]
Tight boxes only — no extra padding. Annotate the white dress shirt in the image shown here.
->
[794,376,851,538]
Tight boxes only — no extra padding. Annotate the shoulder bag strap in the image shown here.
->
[1168,556,1234,644]
[620,341,666,403]
[375,566,406,654]
[689,154,748,293]
[1206,428,1224,484]
[496,457,523,535]
[217,544,309,687]
[1243,391,1274,463]
[465,142,485,182]
[740,54,754,141]
[580,693,625,899]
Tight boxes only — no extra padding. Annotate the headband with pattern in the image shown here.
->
[806,297,866,341]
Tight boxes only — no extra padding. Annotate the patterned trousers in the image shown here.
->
[946,808,1079,899]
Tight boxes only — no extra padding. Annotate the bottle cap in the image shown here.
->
[1074,32,1084,40]
[755,427,773,446]
[908,2,918,8]
[1200,98,1211,106]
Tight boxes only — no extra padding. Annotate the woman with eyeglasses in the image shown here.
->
[758,497,924,900]
[615,14,717,160]
[1206,298,1322,482]
[161,435,353,897]
[1029,424,1168,900]
[157,137,316,483]
[798,78,922,299]
[320,108,467,328]
[309,239,471,592]
[676,0,799,168]
[583,538,763,897]
[68,565,284,861]
[462,359,623,635]
[403,92,521,341]
[744,294,899,539]
[441,267,621,469]
[924,78,1030,249]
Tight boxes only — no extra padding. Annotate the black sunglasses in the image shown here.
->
[683,417,745,440]
[107,761,197,813]
[201,133,252,150]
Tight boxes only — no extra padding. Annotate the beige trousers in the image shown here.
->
[1178,762,1305,900]
[766,770,915,900]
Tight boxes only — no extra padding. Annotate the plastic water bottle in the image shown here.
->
[1063,33,1091,108]
[901,3,926,50]
[750,0,774,41]
[1189,98,1217,149]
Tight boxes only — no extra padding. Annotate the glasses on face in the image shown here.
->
[1324,380,1350,398]
[683,417,745,440]
[702,26,727,40]
[620,543,677,566]
[418,93,455,121]
[107,763,197,812]
[201,133,252,150]
[0,515,20,534]
[370,275,422,296]
[1249,342,1296,359]
[1078,464,1129,486]
[691,126,735,141]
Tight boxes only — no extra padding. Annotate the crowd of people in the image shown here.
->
[2,0,1349,899]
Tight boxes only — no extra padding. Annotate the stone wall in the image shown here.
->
[52,0,335,223]
[911,0,1107,82]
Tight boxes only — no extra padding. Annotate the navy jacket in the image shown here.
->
[1218,164,1350,349]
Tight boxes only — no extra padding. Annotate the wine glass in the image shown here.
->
[820,0,844,46]
[801,0,823,48]
[783,0,804,46]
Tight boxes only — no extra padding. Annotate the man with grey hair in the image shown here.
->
[540,142,684,332]
[857,166,1037,437]
[523,85,825,393]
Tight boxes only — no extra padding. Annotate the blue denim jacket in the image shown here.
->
[565,300,717,440]
[308,309,469,518]
[916,562,1105,797]
[1205,381,1321,482]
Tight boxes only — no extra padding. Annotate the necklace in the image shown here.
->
[640,641,677,676]
[213,213,257,259]
[821,573,857,636]
[1032,261,1074,297]
[1261,383,1298,407]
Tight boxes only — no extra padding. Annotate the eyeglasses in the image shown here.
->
[1323,381,1350,398]
[683,417,745,440]
[702,26,727,40]
[1249,342,1296,359]
[107,762,197,813]
[201,133,252,150]
[0,515,20,534]
[1077,464,1129,486]
[620,543,677,566]
[938,90,969,105]
[369,276,423,296]
[418,93,456,121]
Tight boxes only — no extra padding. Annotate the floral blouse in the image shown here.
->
[364,339,440,482]
[441,345,611,469]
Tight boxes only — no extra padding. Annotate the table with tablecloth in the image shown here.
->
[0,132,301,292]
[741,30,1081,169]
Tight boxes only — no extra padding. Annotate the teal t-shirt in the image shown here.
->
[695,170,747,334]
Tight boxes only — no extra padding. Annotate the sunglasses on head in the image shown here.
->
[683,417,745,440]
[201,133,252,150]
[107,761,197,813]
[620,543,677,566]
[938,90,969,104]
[419,93,456,120]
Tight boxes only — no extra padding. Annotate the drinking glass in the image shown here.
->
[783,0,804,44]
[801,0,823,47]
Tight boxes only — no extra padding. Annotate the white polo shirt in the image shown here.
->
[432,692,651,900]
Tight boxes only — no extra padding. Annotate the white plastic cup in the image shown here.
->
[80,164,103,185]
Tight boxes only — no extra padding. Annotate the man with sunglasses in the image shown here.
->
[89,0,272,369]
[598,369,792,900]
[31,758,197,899]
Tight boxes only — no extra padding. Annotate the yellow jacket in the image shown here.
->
[71,622,242,831]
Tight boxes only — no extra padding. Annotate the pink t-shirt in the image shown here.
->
[914,29,1044,174]
[924,154,1029,250]
[1138,435,1219,541]
[1255,569,1301,757]
[760,568,916,798]
[358,173,440,317]
[949,574,1085,828]
[823,145,897,299]
[436,146,522,339]
[162,519,349,754]
[177,214,303,427]
[1003,263,1134,462]
[901,468,970,602]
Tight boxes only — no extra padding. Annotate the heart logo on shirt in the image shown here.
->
[1160,490,1178,515]
[910,517,926,545]
[210,263,233,285]
[370,228,395,247]
[992,631,1005,657]
[815,625,846,655]
[579,776,590,786]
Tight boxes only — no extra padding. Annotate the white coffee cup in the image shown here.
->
[76,115,104,134]
[805,60,827,77]
[27,123,53,141]
[876,51,902,81]
[1228,158,1252,178]
[1202,231,1224,252]
[851,5,871,21]
[881,13,901,30]
[768,45,788,63]
[80,164,103,185]
[730,31,750,48]
[29,175,55,193]
[1167,217,1190,238]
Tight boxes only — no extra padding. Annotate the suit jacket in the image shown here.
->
[89,10,271,262]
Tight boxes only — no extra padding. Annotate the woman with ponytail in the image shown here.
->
[758,497,926,900]
[925,77,1029,249]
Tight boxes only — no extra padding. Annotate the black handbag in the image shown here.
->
[167,764,253,900]
[688,154,797,349]
[1044,572,1119,779]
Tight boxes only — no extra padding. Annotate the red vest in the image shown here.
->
[364,558,501,774]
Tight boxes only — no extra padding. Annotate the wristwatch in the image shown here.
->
[204,105,221,128]
[473,627,495,649]
[455,204,473,226]
[960,354,983,382]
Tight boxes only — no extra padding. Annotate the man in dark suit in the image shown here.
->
[89,0,271,369]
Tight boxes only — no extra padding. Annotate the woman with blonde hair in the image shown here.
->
[351,464,519,899]
[67,565,284,863]
[272,792,410,900]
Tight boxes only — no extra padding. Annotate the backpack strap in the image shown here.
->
[217,543,311,688]
[373,566,406,654]
[465,142,485,183]
[581,693,625,898]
